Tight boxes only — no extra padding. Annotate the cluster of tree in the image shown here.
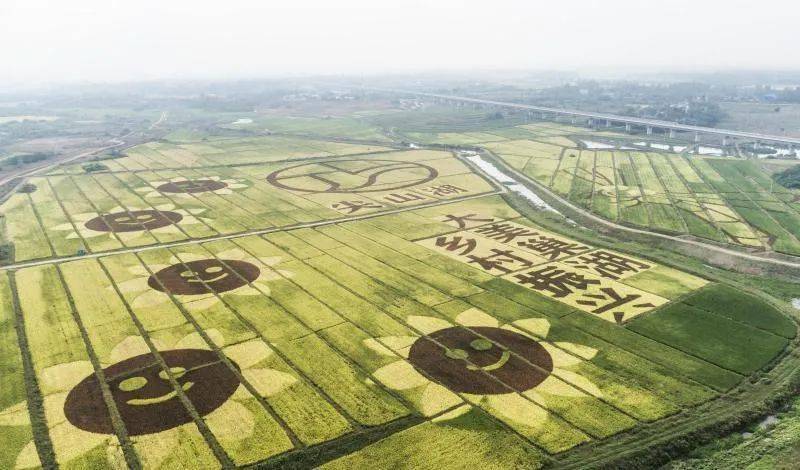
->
[741,143,781,155]
[82,162,109,173]
[17,183,37,194]
[0,152,51,169]
[0,243,12,264]
[772,164,800,189]
[625,102,727,127]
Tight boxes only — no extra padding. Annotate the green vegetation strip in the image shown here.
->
[7,272,57,468]
[627,302,789,375]
[53,264,142,469]
[682,285,796,339]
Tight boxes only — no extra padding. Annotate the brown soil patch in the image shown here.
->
[157,179,227,194]
[64,349,240,436]
[408,326,553,395]
[84,210,182,233]
[148,259,260,295]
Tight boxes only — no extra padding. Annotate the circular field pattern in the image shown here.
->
[84,210,183,233]
[148,259,260,295]
[64,349,240,436]
[265,159,438,193]
[408,327,553,394]
[156,179,228,194]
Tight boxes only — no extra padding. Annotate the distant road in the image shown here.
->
[0,128,141,205]
[0,138,126,187]
[379,88,800,146]
[149,111,168,130]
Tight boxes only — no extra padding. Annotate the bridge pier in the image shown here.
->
[606,120,612,127]
[722,136,730,146]
[669,129,676,139]
[694,132,700,143]
[625,123,632,132]
[646,126,653,136]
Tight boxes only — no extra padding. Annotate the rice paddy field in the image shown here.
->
[442,122,800,256]
[0,113,797,469]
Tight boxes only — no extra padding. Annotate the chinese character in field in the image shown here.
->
[467,248,534,274]
[440,213,495,229]
[434,235,477,255]
[384,192,426,204]
[575,287,656,322]
[473,222,539,243]
[331,200,383,214]
[564,250,650,280]
[514,265,600,298]
[421,184,467,197]
[517,236,588,260]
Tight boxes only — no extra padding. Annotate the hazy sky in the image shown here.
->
[1,0,798,85]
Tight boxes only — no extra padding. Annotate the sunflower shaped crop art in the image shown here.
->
[0,330,297,469]
[365,309,601,427]
[51,204,210,243]
[134,176,249,199]
[115,248,291,311]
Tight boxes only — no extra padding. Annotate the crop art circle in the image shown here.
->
[265,159,439,193]
[64,349,240,436]
[84,210,183,232]
[408,326,553,394]
[156,179,228,194]
[148,259,261,295]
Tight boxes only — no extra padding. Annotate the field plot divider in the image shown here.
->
[141,249,370,433]
[86,173,194,243]
[547,147,568,188]
[162,245,416,427]
[0,190,501,271]
[588,150,599,215]
[681,157,763,243]
[210,167,325,224]
[23,192,57,259]
[733,164,800,214]
[610,151,622,222]
[623,152,656,229]
[723,165,800,248]
[43,177,99,254]
[326,224,647,423]
[113,171,226,236]
[306,251,597,447]
[62,175,140,248]
[223,239,562,453]
[76,173,163,242]
[197,163,344,226]
[7,272,58,468]
[157,168,282,228]
[91,257,236,469]
[341,220,701,389]
[103,254,306,450]
[351,220,720,396]
[51,264,142,470]
[301,244,610,443]
[735,163,800,221]
[570,312,748,379]
[643,153,689,234]
[660,155,727,241]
